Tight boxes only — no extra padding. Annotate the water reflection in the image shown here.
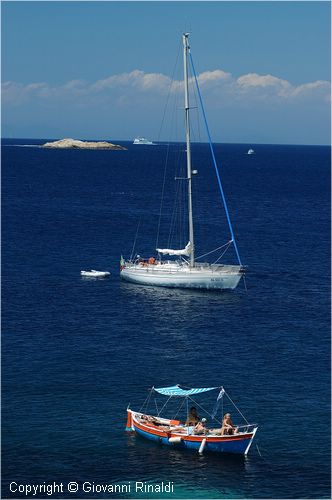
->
[124,432,252,498]
[120,280,244,307]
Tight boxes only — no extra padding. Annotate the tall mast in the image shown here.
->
[183,33,195,267]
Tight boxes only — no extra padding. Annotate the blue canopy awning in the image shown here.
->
[153,385,219,397]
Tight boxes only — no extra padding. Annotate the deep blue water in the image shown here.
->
[2,139,331,499]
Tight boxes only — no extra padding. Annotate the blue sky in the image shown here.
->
[2,1,331,144]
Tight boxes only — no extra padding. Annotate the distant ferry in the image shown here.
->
[247,148,255,155]
[133,137,155,145]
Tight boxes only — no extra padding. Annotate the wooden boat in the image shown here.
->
[126,385,258,456]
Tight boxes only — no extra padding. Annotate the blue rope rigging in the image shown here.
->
[189,52,242,266]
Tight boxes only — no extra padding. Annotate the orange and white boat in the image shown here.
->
[126,385,258,456]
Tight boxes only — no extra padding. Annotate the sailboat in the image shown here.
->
[126,385,258,456]
[120,34,245,290]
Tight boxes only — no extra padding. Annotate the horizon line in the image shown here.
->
[1,137,330,148]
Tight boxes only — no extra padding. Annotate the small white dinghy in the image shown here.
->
[81,269,110,278]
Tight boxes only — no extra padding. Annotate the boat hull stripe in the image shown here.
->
[132,419,254,454]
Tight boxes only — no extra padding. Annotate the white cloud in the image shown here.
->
[2,68,330,107]
[136,72,171,91]
[289,80,331,100]
[237,73,290,90]
[90,70,171,93]
[236,73,292,100]
[62,79,87,90]
[197,69,231,86]
[236,73,331,102]
[2,80,52,104]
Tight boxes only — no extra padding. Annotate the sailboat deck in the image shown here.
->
[123,261,243,274]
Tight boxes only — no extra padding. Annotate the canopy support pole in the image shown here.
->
[186,397,189,435]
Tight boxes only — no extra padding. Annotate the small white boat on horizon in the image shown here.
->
[133,137,155,145]
[247,148,255,155]
[81,270,110,278]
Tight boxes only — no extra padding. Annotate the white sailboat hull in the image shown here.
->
[120,263,243,290]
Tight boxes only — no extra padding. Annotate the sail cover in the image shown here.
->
[156,242,192,256]
[154,385,218,396]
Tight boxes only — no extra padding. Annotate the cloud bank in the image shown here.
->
[2,67,330,144]
[2,68,330,107]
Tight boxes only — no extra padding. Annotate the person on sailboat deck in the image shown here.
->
[185,407,201,426]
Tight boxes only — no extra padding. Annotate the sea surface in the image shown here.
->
[2,139,331,499]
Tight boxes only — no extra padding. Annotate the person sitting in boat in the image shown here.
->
[185,407,201,426]
[148,256,156,265]
[194,418,207,435]
[140,414,158,424]
[208,413,238,436]
[140,414,169,429]
[221,413,238,435]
